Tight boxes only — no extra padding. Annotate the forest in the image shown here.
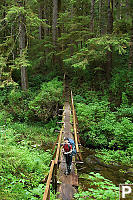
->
[0,0,133,199]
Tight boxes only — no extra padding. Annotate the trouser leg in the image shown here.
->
[64,154,69,173]
[64,154,72,174]
[67,154,72,173]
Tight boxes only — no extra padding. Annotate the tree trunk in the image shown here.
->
[58,0,61,38]
[115,0,122,20]
[128,20,133,70]
[99,0,105,35]
[70,4,74,56]
[90,0,95,33]
[52,0,58,45]
[0,68,2,86]
[3,2,7,39]
[18,1,28,90]
[106,0,113,82]
[39,2,44,40]
[44,0,48,36]
[125,0,130,19]
[107,0,113,34]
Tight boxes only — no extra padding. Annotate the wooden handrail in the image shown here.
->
[51,134,60,154]
[43,160,55,200]
[43,106,65,199]
[71,91,83,161]
[55,127,63,165]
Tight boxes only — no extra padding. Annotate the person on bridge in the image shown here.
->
[62,137,72,175]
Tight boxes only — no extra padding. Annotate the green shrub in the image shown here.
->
[0,78,63,122]
[10,120,58,144]
[0,126,52,200]
[76,100,111,147]
[0,111,14,126]
[109,67,133,106]
[96,149,133,166]
[6,89,34,121]
[29,78,63,122]
[75,172,119,200]
[109,117,133,149]
[76,98,133,150]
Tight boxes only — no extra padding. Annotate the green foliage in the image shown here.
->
[5,6,26,21]
[15,50,31,69]
[75,172,119,200]
[110,67,133,106]
[75,93,133,154]
[29,78,63,121]
[10,119,59,144]
[96,149,133,166]
[76,99,111,147]
[108,117,133,149]
[0,101,59,199]
[0,110,14,126]
[63,35,129,68]
[0,55,6,68]
[114,18,132,34]
[0,78,63,122]
[7,89,32,121]
[0,125,52,200]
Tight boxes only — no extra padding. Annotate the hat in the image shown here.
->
[64,137,69,141]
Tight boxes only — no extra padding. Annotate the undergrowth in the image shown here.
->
[74,92,133,166]
[0,125,51,199]
[75,172,132,200]
[75,172,119,200]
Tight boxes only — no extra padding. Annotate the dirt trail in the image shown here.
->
[57,86,78,200]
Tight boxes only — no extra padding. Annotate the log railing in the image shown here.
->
[43,160,55,200]
[71,91,83,161]
[43,125,64,200]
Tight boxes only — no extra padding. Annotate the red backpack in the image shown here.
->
[63,144,72,152]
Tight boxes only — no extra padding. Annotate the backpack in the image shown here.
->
[68,138,77,156]
[63,143,72,152]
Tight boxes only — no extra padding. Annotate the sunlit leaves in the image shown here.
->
[15,50,31,69]
[0,56,6,68]
[5,6,26,22]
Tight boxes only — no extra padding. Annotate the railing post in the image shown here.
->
[63,73,66,98]
[43,160,55,200]
[54,127,63,194]
[47,188,50,200]
[54,163,57,193]
[52,167,55,193]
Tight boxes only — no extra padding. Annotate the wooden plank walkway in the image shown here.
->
[43,78,82,200]
[57,99,78,199]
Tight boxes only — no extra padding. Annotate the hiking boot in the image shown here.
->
[68,168,71,174]
[64,170,68,175]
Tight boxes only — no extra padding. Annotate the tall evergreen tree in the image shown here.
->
[18,0,28,90]
[90,0,95,33]
[99,0,105,35]
[106,0,113,82]
[128,1,133,70]
[52,0,58,45]
[38,0,44,40]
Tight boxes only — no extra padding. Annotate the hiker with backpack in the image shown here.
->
[62,137,76,175]
[62,137,72,175]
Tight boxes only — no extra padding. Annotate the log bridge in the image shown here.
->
[43,78,83,200]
